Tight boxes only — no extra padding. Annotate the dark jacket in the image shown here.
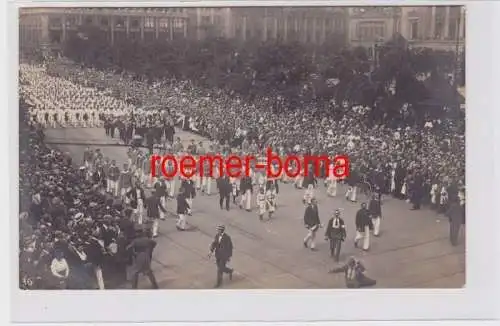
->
[304,204,320,228]
[176,193,190,214]
[217,176,232,195]
[92,170,107,186]
[446,202,465,225]
[126,187,146,209]
[210,233,233,260]
[239,176,253,193]
[145,195,166,219]
[346,170,359,187]
[367,199,382,217]
[355,208,372,231]
[325,217,347,240]
[180,179,196,198]
[128,236,157,274]
[153,179,168,197]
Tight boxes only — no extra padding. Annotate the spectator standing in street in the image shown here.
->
[208,225,234,288]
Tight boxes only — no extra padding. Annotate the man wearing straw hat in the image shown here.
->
[208,225,234,288]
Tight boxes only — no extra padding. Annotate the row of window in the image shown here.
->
[48,15,186,29]
[407,17,464,40]
[356,22,386,40]
[235,20,344,42]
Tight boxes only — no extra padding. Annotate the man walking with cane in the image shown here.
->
[208,225,234,288]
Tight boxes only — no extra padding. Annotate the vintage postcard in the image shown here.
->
[18,4,466,293]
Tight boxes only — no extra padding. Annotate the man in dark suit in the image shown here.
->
[209,225,234,288]
[368,192,382,237]
[217,175,232,211]
[447,201,465,246]
[146,190,167,238]
[127,227,159,289]
[355,203,372,251]
[324,209,346,262]
[92,164,107,190]
[126,182,147,224]
[410,173,424,210]
[176,188,191,231]
[303,198,321,251]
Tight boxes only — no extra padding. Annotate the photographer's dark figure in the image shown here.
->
[209,225,234,288]
[330,257,376,288]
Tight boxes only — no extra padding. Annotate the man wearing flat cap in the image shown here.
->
[208,225,234,288]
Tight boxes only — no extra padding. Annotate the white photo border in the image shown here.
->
[7,0,499,323]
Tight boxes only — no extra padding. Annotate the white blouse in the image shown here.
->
[51,258,69,278]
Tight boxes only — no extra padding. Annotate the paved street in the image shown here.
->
[45,127,466,289]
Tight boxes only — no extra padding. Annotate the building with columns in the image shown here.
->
[203,7,349,44]
[19,7,349,53]
[19,7,189,53]
[399,6,465,51]
[19,6,465,54]
[347,7,401,47]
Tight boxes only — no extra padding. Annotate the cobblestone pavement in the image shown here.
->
[45,127,466,289]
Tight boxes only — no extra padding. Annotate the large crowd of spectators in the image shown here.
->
[19,32,465,289]
[19,98,142,289]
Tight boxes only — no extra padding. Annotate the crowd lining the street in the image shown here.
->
[18,35,466,289]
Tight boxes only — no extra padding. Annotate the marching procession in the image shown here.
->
[19,38,465,289]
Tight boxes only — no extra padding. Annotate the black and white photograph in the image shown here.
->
[18,4,467,291]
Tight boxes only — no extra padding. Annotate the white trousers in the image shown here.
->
[195,175,201,189]
[345,186,357,202]
[177,214,187,230]
[240,189,252,210]
[206,178,213,195]
[186,197,193,211]
[120,187,131,199]
[108,180,119,196]
[159,196,167,220]
[327,179,337,197]
[152,219,159,237]
[355,226,370,250]
[257,202,266,216]
[304,228,318,249]
[168,178,176,197]
[371,217,381,236]
[135,198,145,224]
[94,266,105,290]
[295,176,304,188]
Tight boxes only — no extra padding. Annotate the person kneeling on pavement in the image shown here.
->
[329,257,376,288]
